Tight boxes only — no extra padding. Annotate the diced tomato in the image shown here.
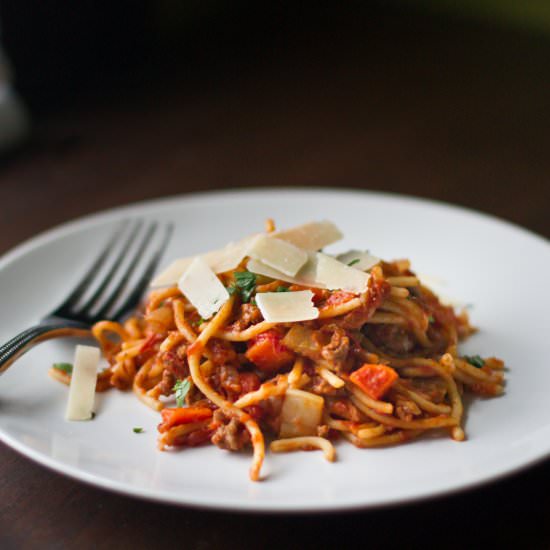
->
[239,372,261,395]
[350,363,398,400]
[158,407,213,433]
[325,290,356,307]
[245,330,295,372]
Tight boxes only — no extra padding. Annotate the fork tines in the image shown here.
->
[53,220,173,324]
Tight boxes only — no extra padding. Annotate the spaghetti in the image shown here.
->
[51,220,505,481]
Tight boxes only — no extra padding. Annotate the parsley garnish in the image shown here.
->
[227,285,238,296]
[428,315,435,324]
[464,355,485,368]
[276,285,290,292]
[133,427,144,433]
[229,271,257,303]
[173,378,191,407]
[53,362,73,374]
[347,259,360,266]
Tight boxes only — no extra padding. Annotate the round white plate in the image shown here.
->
[1,189,549,512]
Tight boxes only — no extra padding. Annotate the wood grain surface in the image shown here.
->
[0,8,549,549]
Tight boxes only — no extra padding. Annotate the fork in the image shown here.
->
[0,220,173,374]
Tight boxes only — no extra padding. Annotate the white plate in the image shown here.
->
[1,189,549,512]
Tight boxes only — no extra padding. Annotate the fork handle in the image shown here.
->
[0,324,92,375]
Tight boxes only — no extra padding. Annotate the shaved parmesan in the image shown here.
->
[274,220,343,251]
[336,249,380,271]
[247,252,324,288]
[279,389,324,438]
[151,235,257,287]
[315,253,370,293]
[255,290,319,323]
[66,345,100,421]
[178,258,229,319]
[248,235,308,276]
[151,220,343,287]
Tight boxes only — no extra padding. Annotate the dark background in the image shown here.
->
[0,1,548,249]
[0,2,549,548]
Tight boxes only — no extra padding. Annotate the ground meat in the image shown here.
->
[210,410,251,451]
[262,396,284,434]
[231,303,263,332]
[159,347,189,379]
[157,369,176,396]
[207,339,238,365]
[219,365,242,397]
[320,324,350,369]
[365,324,416,355]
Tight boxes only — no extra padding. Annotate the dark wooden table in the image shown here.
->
[1,9,549,549]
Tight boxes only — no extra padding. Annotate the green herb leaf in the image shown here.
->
[173,378,191,407]
[234,270,256,286]
[133,427,144,433]
[428,315,435,324]
[53,362,73,374]
[464,355,485,369]
[276,285,290,292]
[347,259,360,266]
[227,285,238,296]
[233,271,257,303]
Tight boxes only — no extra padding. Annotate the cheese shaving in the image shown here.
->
[255,290,319,323]
[151,220,344,287]
[274,220,343,251]
[315,253,370,293]
[178,258,229,319]
[248,234,308,276]
[247,252,324,288]
[66,345,100,421]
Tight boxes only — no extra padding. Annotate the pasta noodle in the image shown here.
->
[52,220,505,482]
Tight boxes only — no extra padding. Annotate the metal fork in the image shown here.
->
[0,220,173,374]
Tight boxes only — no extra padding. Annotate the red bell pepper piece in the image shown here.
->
[158,406,213,433]
[245,330,294,372]
[350,363,398,400]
